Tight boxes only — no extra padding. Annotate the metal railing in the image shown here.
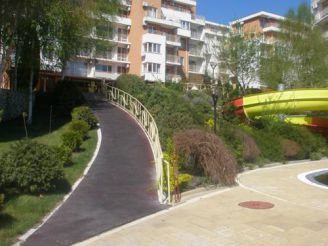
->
[166,54,181,64]
[102,84,171,204]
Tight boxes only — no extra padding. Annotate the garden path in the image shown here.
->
[23,97,167,246]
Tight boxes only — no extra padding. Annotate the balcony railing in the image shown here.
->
[166,74,181,81]
[189,64,203,73]
[117,55,128,61]
[95,51,113,60]
[95,30,128,43]
[166,55,181,64]
[161,2,192,13]
[189,49,203,56]
[191,31,202,39]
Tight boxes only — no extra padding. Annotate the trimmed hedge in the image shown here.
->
[61,131,83,152]
[68,120,90,139]
[71,106,98,129]
[0,140,65,194]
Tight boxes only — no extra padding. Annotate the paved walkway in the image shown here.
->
[77,160,328,246]
[23,99,166,246]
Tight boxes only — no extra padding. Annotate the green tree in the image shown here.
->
[219,31,261,95]
[260,3,328,89]
[0,0,120,124]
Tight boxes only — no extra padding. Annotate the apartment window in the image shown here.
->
[148,26,157,34]
[147,7,157,18]
[145,63,161,73]
[95,64,112,73]
[117,66,127,74]
[144,43,161,54]
[180,20,190,30]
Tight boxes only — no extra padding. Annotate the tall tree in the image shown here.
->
[260,2,328,89]
[0,0,120,124]
[219,32,261,95]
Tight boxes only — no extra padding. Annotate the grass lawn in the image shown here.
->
[315,174,328,186]
[0,111,98,246]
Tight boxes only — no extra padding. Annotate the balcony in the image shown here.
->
[166,55,181,65]
[189,49,203,57]
[95,51,113,60]
[144,12,181,29]
[189,64,204,74]
[172,0,196,7]
[95,33,129,44]
[262,22,281,33]
[107,15,131,26]
[190,31,202,40]
[166,74,182,82]
[316,6,328,24]
[191,15,206,26]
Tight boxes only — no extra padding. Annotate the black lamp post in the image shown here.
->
[209,62,219,134]
[212,82,219,134]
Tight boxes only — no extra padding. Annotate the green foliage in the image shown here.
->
[52,145,72,167]
[61,131,83,152]
[68,120,90,139]
[310,151,324,161]
[253,117,327,159]
[261,3,328,89]
[178,173,193,191]
[0,108,3,122]
[53,80,85,115]
[219,32,261,95]
[0,140,65,194]
[71,106,98,129]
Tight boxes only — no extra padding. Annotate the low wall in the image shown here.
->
[0,89,28,121]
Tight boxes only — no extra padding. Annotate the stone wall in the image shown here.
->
[0,89,28,121]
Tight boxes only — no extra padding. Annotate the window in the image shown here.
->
[180,20,190,30]
[147,7,157,18]
[144,63,160,73]
[95,64,112,73]
[117,66,127,74]
[148,26,156,34]
[144,43,161,53]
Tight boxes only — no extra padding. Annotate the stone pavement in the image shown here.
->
[77,160,328,246]
[23,99,166,246]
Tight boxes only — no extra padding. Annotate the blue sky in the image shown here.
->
[197,0,311,24]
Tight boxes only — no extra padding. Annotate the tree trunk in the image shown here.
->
[61,60,67,80]
[27,39,35,125]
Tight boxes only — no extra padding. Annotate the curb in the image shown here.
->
[16,128,102,245]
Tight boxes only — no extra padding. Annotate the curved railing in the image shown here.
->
[102,84,170,204]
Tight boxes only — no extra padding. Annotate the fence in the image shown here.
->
[101,84,171,204]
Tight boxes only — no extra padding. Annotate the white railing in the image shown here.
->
[102,84,171,204]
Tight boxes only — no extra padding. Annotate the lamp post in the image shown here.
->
[210,62,219,134]
[212,82,219,134]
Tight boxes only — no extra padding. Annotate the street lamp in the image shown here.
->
[210,62,218,81]
[212,82,219,134]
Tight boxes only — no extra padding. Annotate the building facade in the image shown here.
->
[65,0,230,83]
[312,0,328,38]
[230,11,285,45]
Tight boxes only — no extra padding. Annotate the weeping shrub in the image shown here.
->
[173,129,237,186]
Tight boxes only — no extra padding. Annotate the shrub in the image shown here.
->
[310,151,324,161]
[71,106,98,129]
[281,139,302,159]
[61,130,83,151]
[174,129,237,186]
[238,130,261,163]
[0,140,65,194]
[178,173,193,191]
[52,145,72,166]
[116,74,146,95]
[68,120,90,139]
[53,80,85,115]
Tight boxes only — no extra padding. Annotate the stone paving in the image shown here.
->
[77,160,328,246]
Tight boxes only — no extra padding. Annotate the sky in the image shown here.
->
[197,0,311,25]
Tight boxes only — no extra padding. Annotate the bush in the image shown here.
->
[174,129,237,186]
[71,106,98,129]
[61,130,83,151]
[0,140,65,194]
[53,80,85,115]
[52,145,72,166]
[281,139,302,159]
[310,152,324,161]
[68,120,90,139]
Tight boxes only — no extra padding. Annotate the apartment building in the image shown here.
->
[312,0,328,38]
[65,0,230,84]
[230,11,285,44]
